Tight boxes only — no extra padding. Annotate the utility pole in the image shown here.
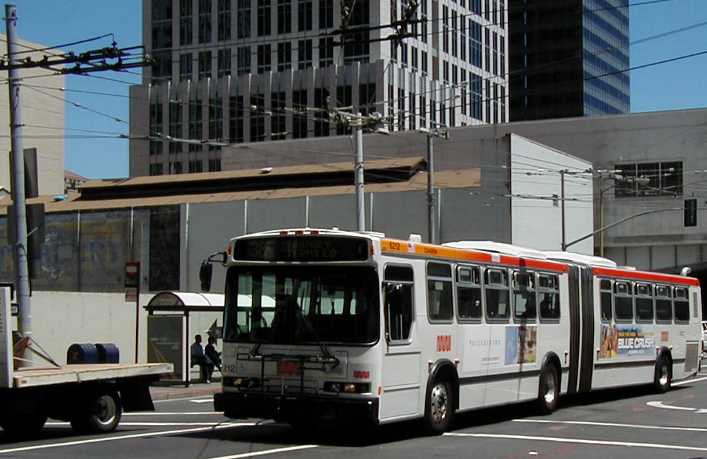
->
[426,135,435,244]
[5,4,33,367]
[354,114,365,232]
[560,169,566,251]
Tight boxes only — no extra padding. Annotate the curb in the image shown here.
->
[150,384,221,401]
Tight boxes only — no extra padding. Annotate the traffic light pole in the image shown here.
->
[5,4,34,367]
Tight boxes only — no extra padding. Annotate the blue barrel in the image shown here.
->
[67,343,99,364]
[95,343,120,363]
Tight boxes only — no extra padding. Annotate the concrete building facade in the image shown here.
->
[0,35,65,195]
[509,0,630,121]
[130,0,509,177]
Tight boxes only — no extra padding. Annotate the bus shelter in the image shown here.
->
[145,292,224,386]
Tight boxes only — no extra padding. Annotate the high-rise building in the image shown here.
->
[509,0,630,121]
[130,0,508,177]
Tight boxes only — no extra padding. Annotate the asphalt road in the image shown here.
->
[3,373,707,459]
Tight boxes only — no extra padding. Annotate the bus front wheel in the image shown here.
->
[653,355,672,393]
[423,379,454,435]
[537,365,559,414]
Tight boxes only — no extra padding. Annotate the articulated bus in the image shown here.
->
[207,228,702,433]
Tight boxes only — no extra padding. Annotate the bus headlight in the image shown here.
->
[323,381,370,394]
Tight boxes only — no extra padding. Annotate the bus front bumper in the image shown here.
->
[214,391,379,425]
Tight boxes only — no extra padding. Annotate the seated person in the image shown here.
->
[205,336,222,375]
[190,334,214,383]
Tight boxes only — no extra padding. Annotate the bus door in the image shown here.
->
[381,264,421,420]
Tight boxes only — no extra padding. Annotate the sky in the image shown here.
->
[2,0,707,179]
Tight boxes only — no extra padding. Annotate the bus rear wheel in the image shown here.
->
[537,365,559,414]
[653,355,672,393]
[423,379,454,435]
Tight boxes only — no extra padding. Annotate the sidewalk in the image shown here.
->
[150,381,221,401]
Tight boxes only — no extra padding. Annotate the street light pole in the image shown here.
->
[560,169,566,251]
[354,114,365,232]
[426,134,435,244]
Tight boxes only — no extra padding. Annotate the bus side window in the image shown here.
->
[635,283,654,323]
[512,271,536,322]
[457,266,482,320]
[674,287,689,323]
[655,285,672,323]
[538,274,560,320]
[485,268,509,321]
[614,281,633,322]
[599,279,612,322]
[427,262,453,322]
[384,265,414,341]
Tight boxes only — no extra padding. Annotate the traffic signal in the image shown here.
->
[684,198,697,227]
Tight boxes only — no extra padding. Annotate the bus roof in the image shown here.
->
[592,266,699,287]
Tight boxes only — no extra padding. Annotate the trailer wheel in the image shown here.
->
[537,364,559,414]
[0,413,47,439]
[423,378,454,435]
[653,355,672,393]
[71,391,122,434]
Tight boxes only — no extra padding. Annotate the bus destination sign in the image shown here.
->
[236,236,369,262]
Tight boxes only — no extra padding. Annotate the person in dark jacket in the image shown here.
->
[205,336,222,376]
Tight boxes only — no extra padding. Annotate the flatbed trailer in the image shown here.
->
[0,362,173,438]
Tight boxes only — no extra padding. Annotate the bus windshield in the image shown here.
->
[224,266,379,345]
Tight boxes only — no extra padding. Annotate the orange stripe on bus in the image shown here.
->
[592,267,700,287]
[380,239,568,273]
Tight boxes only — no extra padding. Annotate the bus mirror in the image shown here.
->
[199,261,213,292]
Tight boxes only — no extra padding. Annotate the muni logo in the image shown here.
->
[436,335,452,352]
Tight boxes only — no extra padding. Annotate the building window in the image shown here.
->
[421,50,428,73]
[149,163,164,176]
[343,0,369,64]
[461,69,467,116]
[500,86,506,123]
[277,0,292,34]
[172,161,184,174]
[168,102,182,154]
[319,37,334,67]
[152,0,173,50]
[614,162,684,197]
[470,20,482,67]
[188,160,203,173]
[257,44,271,73]
[229,95,244,143]
[460,16,466,61]
[149,101,163,156]
[208,158,222,171]
[198,0,212,43]
[237,46,250,74]
[359,82,375,116]
[188,100,203,152]
[471,74,481,120]
[401,42,408,66]
[250,94,266,141]
[271,91,286,140]
[208,97,223,150]
[314,87,330,137]
[336,85,352,135]
[292,89,308,139]
[485,81,491,122]
[297,40,312,69]
[179,0,192,46]
[442,6,449,53]
[237,0,251,38]
[179,53,193,81]
[397,87,405,131]
[297,0,312,31]
[409,91,416,130]
[451,10,458,57]
[257,0,271,36]
[277,42,292,71]
[217,0,231,40]
[198,51,212,79]
[420,0,428,44]
[411,45,418,69]
[443,60,449,82]
[217,48,231,77]
[484,28,490,71]
[151,50,172,82]
[500,35,505,77]
[319,0,333,28]
[492,32,498,76]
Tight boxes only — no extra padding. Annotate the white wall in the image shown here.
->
[510,134,594,255]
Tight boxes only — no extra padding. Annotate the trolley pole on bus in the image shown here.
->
[5,4,34,367]
[560,169,567,251]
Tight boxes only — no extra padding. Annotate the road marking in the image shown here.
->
[208,445,320,459]
[191,399,215,404]
[513,419,707,433]
[123,411,222,416]
[646,401,696,411]
[46,422,223,427]
[673,376,707,386]
[444,432,707,453]
[154,396,213,404]
[0,423,254,455]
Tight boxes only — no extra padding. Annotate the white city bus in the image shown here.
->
[206,228,702,433]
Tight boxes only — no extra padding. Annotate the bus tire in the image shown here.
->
[423,378,454,435]
[653,355,672,393]
[537,365,559,414]
[71,391,122,434]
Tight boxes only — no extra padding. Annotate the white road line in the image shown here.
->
[673,376,707,386]
[46,422,223,427]
[646,401,696,411]
[123,412,222,416]
[444,432,707,453]
[208,445,320,459]
[191,399,215,404]
[0,423,254,455]
[513,419,707,433]
[154,396,213,404]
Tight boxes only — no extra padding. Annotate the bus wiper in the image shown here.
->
[297,312,339,369]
